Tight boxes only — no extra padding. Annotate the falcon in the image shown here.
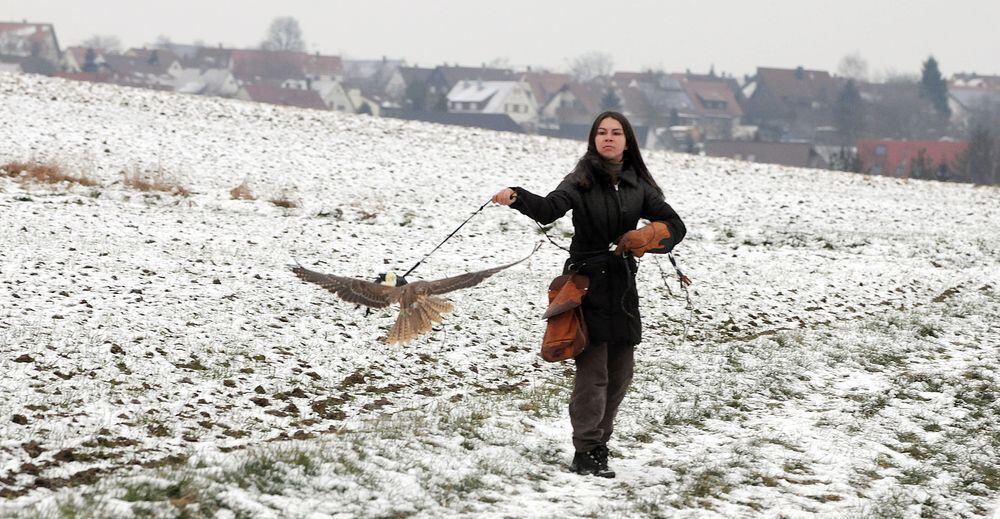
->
[291,244,539,344]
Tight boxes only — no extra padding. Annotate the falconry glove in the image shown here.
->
[613,221,672,258]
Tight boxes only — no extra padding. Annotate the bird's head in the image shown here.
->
[375,271,408,287]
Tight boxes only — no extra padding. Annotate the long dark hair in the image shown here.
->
[568,111,662,194]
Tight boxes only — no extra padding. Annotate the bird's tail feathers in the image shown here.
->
[385,296,453,345]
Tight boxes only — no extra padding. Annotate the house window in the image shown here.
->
[896,163,906,176]
[872,165,882,174]
[875,145,886,156]
[747,154,756,162]
[734,154,743,160]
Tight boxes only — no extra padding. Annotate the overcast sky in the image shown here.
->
[7,0,999,79]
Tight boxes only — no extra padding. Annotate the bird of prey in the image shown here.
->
[291,244,539,344]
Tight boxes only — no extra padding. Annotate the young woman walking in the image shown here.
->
[492,111,686,478]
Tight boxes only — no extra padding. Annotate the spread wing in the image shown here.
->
[424,243,540,296]
[290,265,396,308]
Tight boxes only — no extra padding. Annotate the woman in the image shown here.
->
[492,111,686,478]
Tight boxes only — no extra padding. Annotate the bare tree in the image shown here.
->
[837,52,869,82]
[153,35,174,50]
[81,35,122,53]
[568,51,613,82]
[487,57,511,69]
[261,17,305,52]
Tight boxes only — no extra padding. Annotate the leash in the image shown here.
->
[399,199,491,280]
[650,253,696,345]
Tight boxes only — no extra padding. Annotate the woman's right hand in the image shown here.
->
[491,188,517,206]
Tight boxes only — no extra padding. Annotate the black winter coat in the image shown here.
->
[511,166,686,345]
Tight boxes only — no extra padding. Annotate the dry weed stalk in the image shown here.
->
[269,189,299,208]
[230,180,257,201]
[1,160,98,186]
[122,167,191,197]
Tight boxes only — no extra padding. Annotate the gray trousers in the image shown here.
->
[569,341,635,452]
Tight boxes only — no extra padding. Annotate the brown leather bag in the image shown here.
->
[540,273,589,362]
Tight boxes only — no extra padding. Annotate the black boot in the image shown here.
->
[570,447,615,478]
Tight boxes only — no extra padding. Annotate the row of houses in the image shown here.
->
[2,20,997,180]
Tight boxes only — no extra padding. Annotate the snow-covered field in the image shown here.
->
[1,72,998,518]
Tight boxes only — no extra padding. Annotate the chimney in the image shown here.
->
[794,66,805,80]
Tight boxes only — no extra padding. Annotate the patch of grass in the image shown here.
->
[269,188,299,208]
[874,453,895,469]
[122,166,190,196]
[121,474,199,503]
[671,464,732,507]
[516,380,568,418]
[962,460,1000,493]
[900,371,945,393]
[850,391,891,418]
[2,159,98,186]
[899,466,933,485]
[224,447,320,495]
[229,180,257,200]
[862,489,912,519]
[761,436,805,453]
[861,347,906,369]
[894,431,939,461]
[782,459,813,475]
[772,331,804,348]
[745,471,780,487]
[915,323,942,338]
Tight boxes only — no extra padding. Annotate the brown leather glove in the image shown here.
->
[614,221,672,257]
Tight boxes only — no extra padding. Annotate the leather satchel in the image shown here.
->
[541,273,589,362]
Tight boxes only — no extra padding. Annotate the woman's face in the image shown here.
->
[594,117,626,162]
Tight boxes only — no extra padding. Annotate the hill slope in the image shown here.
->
[1,73,998,517]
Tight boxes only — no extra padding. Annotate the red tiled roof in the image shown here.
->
[0,22,59,57]
[241,84,327,110]
[857,140,967,177]
[398,66,433,84]
[612,71,661,85]
[521,71,571,105]
[126,48,180,66]
[300,53,343,77]
[435,66,516,85]
[617,85,651,120]
[102,54,174,76]
[678,78,743,118]
[230,49,342,81]
[755,67,843,101]
[566,82,603,115]
[0,22,54,41]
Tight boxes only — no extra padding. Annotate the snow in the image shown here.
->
[0,71,998,517]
